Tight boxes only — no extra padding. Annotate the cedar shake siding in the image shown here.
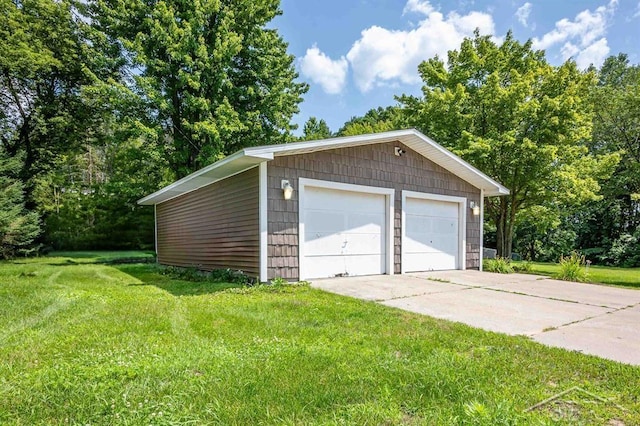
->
[156,167,259,276]
[267,142,481,280]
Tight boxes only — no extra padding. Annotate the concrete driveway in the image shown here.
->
[311,270,640,365]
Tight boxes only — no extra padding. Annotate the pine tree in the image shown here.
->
[0,149,40,258]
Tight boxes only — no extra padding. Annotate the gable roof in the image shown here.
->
[138,129,509,205]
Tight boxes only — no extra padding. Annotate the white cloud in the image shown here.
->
[346,1,495,92]
[575,38,610,68]
[634,1,640,18]
[515,2,532,28]
[532,0,616,68]
[299,45,349,95]
[300,0,618,94]
[560,42,580,59]
[403,0,435,16]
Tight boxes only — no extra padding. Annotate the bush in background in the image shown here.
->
[603,230,640,267]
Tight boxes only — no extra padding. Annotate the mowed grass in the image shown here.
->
[46,250,156,263]
[1,254,639,425]
[520,262,640,288]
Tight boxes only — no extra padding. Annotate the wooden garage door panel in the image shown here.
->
[304,254,386,279]
[404,197,459,272]
[305,232,384,256]
[305,187,384,212]
[304,211,345,234]
[406,199,458,217]
[404,236,458,254]
[404,252,456,272]
[303,186,386,279]
[305,211,383,234]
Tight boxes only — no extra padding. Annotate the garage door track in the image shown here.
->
[311,270,640,365]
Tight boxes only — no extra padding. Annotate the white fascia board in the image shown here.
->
[246,129,509,197]
[137,151,273,205]
[244,129,417,157]
[138,128,508,205]
[400,131,510,197]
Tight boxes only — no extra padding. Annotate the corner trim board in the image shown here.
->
[479,189,484,271]
[154,204,158,260]
[259,162,268,282]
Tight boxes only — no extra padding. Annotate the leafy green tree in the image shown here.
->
[590,55,640,232]
[0,148,40,258]
[94,0,308,178]
[399,31,618,258]
[300,117,332,140]
[0,0,110,204]
[337,106,403,136]
[32,106,168,250]
[568,54,640,265]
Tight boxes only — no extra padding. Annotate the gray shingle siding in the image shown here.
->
[267,142,481,280]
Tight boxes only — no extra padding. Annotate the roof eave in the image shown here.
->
[137,151,273,205]
[484,186,510,197]
[137,128,510,205]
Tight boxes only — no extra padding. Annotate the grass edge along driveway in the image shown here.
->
[515,261,640,288]
[1,253,638,425]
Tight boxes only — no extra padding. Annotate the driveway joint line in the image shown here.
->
[530,302,640,336]
[377,286,474,302]
[434,282,629,310]
[408,274,474,288]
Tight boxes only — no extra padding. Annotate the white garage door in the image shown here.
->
[404,197,460,272]
[302,186,386,279]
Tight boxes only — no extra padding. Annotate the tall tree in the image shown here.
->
[337,106,403,136]
[591,54,640,233]
[94,0,308,178]
[399,31,618,258]
[0,147,40,258]
[0,0,109,205]
[571,54,640,265]
[300,117,332,140]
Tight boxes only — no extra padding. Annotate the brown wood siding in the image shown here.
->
[267,142,482,280]
[156,167,259,276]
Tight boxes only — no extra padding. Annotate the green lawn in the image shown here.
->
[520,262,640,288]
[47,250,156,263]
[1,253,639,424]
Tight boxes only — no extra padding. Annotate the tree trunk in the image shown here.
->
[495,198,508,258]
[505,218,515,259]
[529,241,536,261]
[495,196,517,259]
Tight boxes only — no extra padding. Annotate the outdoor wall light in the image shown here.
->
[469,201,481,216]
[281,180,294,200]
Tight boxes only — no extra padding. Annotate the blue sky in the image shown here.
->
[272,0,640,134]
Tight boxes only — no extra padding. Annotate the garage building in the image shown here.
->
[138,129,509,282]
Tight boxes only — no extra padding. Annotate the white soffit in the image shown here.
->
[137,152,273,205]
[138,129,509,205]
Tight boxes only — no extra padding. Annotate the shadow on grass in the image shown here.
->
[114,264,244,297]
[15,257,156,267]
